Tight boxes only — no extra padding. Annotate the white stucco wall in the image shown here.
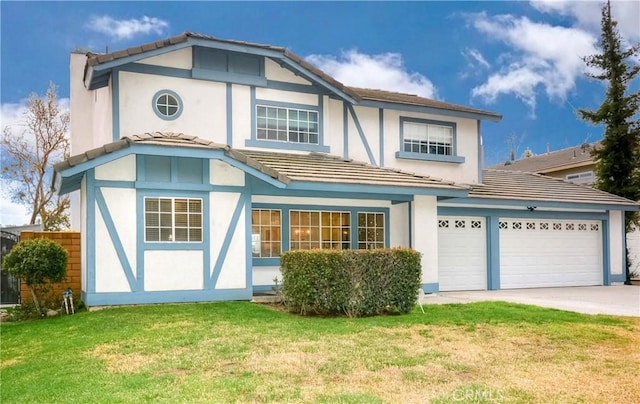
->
[135,48,192,69]
[347,105,380,166]
[609,210,624,276]
[210,160,245,186]
[118,71,226,141]
[94,200,131,293]
[325,97,345,157]
[390,202,410,247]
[254,266,282,287]
[264,59,311,84]
[255,88,318,106]
[70,53,94,155]
[92,86,113,148]
[231,85,251,146]
[144,250,204,291]
[412,195,439,286]
[210,192,247,289]
[94,155,136,181]
[101,187,137,274]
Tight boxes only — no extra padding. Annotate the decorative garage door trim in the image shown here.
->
[438,216,487,292]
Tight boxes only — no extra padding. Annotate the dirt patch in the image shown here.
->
[0,358,21,368]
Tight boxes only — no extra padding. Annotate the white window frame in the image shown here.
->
[144,197,203,243]
[256,104,319,145]
[251,209,282,258]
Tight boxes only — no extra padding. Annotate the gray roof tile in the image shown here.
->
[489,142,599,173]
[472,169,636,206]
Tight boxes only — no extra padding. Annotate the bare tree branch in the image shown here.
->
[1,82,70,230]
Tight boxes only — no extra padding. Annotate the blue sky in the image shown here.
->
[1,1,639,225]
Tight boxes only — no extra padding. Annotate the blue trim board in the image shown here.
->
[244,139,330,153]
[266,80,320,94]
[285,181,467,198]
[396,151,465,164]
[94,180,135,189]
[318,94,324,149]
[397,116,464,164]
[487,216,500,290]
[477,121,483,184]
[343,102,349,159]
[192,68,267,87]
[347,105,376,165]
[95,187,138,291]
[421,283,439,294]
[603,219,610,285]
[112,68,120,141]
[379,108,384,167]
[119,63,191,79]
[441,197,636,212]
[210,193,247,288]
[244,190,253,293]
[438,207,607,221]
[86,170,96,293]
[253,285,277,293]
[250,86,256,143]
[226,83,233,146]
[84,289,252,306]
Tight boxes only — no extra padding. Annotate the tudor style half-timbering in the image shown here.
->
[55,33,638,306]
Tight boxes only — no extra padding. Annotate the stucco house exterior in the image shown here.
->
[53,33,639,306]
[492,142,640,276]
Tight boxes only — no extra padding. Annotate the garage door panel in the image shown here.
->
[500,219,602,289]
[438,216,486,291]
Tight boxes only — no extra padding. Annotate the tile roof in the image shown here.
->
[84,32,501,120]
[470,169,637,207]
[489,142,599,174]
[350,87,502,120]
[54,132,465,192]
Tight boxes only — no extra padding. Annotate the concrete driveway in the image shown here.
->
[421,286,640,317]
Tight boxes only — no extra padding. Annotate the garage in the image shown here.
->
[499,218,603,288]
[438,216,487,291]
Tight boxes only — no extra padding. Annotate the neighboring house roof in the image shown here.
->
[82,32,501,122]
[489,142,599,174]
[470,169,637,208]
[53,132,468,196]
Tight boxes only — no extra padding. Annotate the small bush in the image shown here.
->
[281,248,422,317]
[2,238,68,314]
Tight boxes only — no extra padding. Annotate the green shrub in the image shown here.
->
[2,238,68,314]
[281,248,422,317]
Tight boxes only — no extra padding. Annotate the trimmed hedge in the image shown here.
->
[280,248,422,317]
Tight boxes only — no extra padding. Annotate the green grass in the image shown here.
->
[1,301,638,403]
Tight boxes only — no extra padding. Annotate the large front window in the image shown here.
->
[256,105,319,144]
[403,121,453,156]
[251,209,281,257]
[144,197,202,242]
[290,210,350,250]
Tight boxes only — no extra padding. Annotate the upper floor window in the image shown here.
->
[256,105,319,144]
[396,117,464,164]
[403,121,453,156]
[152,90,183,121]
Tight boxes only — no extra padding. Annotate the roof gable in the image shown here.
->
[82,32,501,122]
[490,142,599,173]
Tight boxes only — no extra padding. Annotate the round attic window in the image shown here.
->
[152,90,183,120]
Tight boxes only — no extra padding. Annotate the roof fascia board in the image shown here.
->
[89,42,193,72]
[446,196,638,211]
[357,99,502,122]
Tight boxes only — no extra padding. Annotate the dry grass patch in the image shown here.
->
[90,343,156,373]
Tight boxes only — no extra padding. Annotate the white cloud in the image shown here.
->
[0,195,31,227]
[86,15,169,41]
[306,50,437,99]
[469,12,597,114]
[464,48,491,69]
[531,0,640,43]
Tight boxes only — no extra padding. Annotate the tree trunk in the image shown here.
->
[29,286,41,314]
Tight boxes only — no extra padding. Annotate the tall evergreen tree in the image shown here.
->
[579,1,640,281]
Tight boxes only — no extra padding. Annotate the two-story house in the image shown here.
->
[53,33,638,306]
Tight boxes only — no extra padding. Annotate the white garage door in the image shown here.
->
[438,216,487,291]
[499,219,603,289]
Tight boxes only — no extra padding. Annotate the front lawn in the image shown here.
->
[1,302,639,403]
